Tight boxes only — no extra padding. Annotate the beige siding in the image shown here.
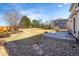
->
[67,18,73,32]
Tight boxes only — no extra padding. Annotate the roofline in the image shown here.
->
[69,3,76,12]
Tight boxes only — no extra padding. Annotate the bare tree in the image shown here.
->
[4,9,21,26]
[3,9,21,31]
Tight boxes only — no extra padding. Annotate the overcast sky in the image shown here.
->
[0,3,71,26]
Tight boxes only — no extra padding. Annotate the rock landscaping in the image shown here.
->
[3,34,79,56]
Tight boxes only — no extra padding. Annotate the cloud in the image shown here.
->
[64,3,68,5]
[0,3,70,23]
[58,5,63,8]
[58,3,68,8]
[0,14,9,26]
[20,8,50,22]
[20,10,41,19]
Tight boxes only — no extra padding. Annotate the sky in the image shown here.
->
[0,3,71,26]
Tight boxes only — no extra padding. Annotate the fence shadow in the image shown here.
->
[4,34,43,56]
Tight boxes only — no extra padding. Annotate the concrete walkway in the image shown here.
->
[43,32,75,40]
[0,46,8,56]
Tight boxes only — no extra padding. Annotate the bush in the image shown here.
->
[0,32,10,38]
[0,39,5,45]
[54,26,60,31]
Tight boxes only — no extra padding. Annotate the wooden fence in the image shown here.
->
[0,26,18,33]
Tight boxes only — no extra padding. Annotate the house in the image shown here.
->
[51,18,68,29]
[68,3,79,41]
[67,19,72,33]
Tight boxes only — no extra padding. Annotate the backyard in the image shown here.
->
[0,28,79,56]
[0,28,56,55]
[0,3,79,56]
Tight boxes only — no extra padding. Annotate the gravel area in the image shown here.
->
[3,34,79,56]
[40,37,79,56]
[1,29,78,56]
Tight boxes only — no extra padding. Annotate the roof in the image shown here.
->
[68,3,78,19]
[69,3,76,12]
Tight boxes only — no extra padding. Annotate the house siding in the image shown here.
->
[76,12,79,38]
[68,3,79,39]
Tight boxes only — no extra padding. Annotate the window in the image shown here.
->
[75,3,79,8]
[73,17,76,33]
[78,3,79,6]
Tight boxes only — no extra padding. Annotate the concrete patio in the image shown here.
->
[43,31,75,40]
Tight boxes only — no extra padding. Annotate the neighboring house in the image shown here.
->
[51,18,68,29]
[68,3,79,40]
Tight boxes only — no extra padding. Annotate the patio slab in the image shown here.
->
[43,32,75,40]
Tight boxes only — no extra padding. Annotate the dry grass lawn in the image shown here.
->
[4,28,56,42]
[0,28,56,56]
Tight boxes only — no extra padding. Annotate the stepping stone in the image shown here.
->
[32,44,43,55]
